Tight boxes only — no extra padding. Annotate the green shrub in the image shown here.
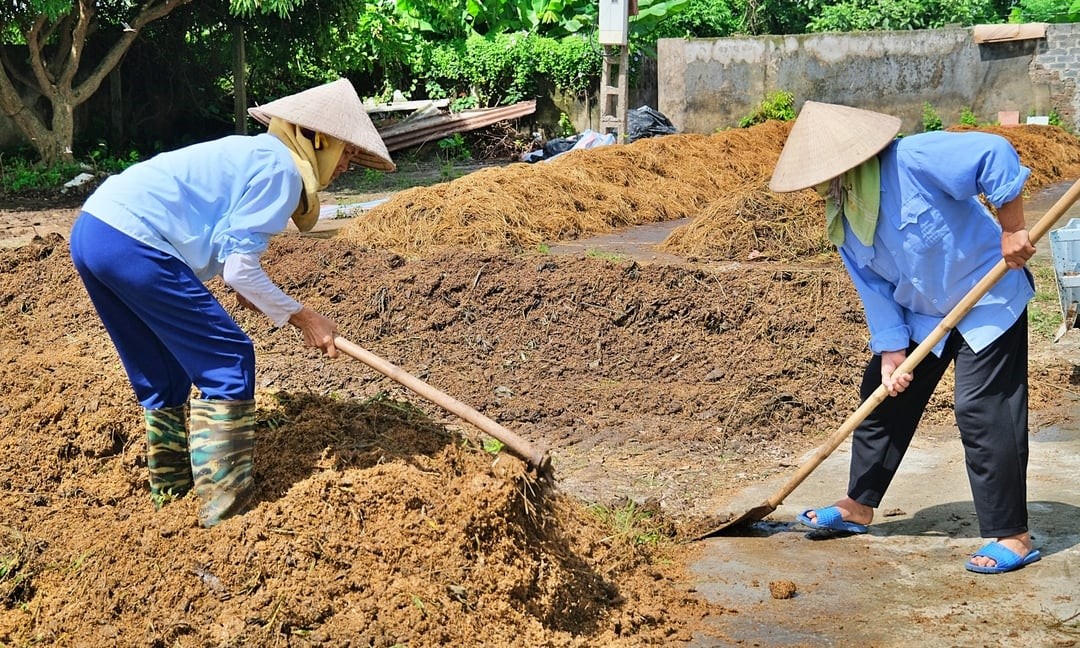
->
[739,91,796,128]
[0,148,140,194]
[421,33,601,107]
[922,102,943,132]
[557,113,576,137]
[0,157,84,193]
[959,107,978,126]
[437,133,471,162]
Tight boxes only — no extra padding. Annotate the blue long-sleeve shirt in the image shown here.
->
[837,130,1034,356]
[82,133,302,282]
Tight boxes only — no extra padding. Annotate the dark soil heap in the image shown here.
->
[2,236,738,646]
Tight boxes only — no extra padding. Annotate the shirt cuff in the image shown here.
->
[868,325,912,355]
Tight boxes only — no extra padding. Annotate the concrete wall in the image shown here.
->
[657,23,1080,134]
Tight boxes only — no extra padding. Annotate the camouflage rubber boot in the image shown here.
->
[144,404,194,509]
[188,398,257,528]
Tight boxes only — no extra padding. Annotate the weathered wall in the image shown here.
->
[657,23,1080,134]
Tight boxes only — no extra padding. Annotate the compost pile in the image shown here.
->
[2,121,1079,647]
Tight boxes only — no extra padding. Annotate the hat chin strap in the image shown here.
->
[268,118,347,231]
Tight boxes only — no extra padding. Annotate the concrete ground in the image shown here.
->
[690,414,1080,647]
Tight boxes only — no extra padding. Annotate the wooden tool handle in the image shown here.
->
[766,176,1080,509]
[334,336,552,472]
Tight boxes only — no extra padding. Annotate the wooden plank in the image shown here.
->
[378,101,537,152]
[973,22,1047,44]
[364,98,451,114]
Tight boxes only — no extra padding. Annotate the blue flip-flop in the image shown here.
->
[965,542,1042,574]
[796,506,869,534]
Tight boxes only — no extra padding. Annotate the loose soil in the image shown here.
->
[1,124,1079,647]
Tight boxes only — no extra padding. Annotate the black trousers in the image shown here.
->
[848,312,1029,538]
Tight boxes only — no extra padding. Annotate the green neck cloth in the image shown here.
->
[823,156,881,247]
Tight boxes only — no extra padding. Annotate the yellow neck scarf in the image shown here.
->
[268,117,346,231]
[821,156,881,247]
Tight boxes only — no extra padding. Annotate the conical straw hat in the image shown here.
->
[249,78,396,172]
[769,101,900,193]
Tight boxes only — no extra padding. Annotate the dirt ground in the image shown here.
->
[1,125,1079,647]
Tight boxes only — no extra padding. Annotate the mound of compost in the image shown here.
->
[2,119,1078,646]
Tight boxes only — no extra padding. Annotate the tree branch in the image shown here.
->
[51,14,75,78]
[0,48,48,146]
[76,0,194,102]
[60,0,95,88]
[25,16,55,89]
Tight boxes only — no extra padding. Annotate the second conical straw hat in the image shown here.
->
[769,101,901,193]
[249,78,395,172]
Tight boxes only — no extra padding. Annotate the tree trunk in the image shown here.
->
[110,67,123,150]
[46,96,77,164]
[0,0,194,165]
[233,21,247,135]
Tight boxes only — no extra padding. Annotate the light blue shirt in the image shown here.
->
[83,134,302,281]
[838,131,1033,356]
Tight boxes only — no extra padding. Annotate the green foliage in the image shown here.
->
[532,34,600,95]
[1049,109,1063,127]
[0,148,139,192]
[1009,0,1080,23]
[0,156,84,192]
[88,143,140,173]
[959,107,978,126]
[557,112,576,137]
[739,90,796,127]
[628,0,692,40]
[229,0,308,18]
[450,95,479,111]
[921,102,943,131]
[420,32,600,106]
[437,133,472,161]
[805,0,1007,32]
[481,438,505,455]
[738,0,817,35]
[240,0,423,105]
[648,0,740,38]
[393,0,593,38]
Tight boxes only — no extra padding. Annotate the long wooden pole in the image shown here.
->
[334,336,552,473]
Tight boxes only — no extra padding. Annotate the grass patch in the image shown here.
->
[585,249,627,263]
[0,526,41,606]
[330,161,473,196]
[1029,260,1064,342]
[589,500,665,546]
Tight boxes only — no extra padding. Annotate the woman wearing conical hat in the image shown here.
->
[771,101,1039,574]
[69,79,394,528]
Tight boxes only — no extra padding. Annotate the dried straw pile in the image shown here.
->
[340,121,1080,262]
[658,181,829,262]
[660,124,1080,262]
[954,124,1080,188]
[339,120,792,255]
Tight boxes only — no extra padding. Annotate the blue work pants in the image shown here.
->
[69,212,255,409]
